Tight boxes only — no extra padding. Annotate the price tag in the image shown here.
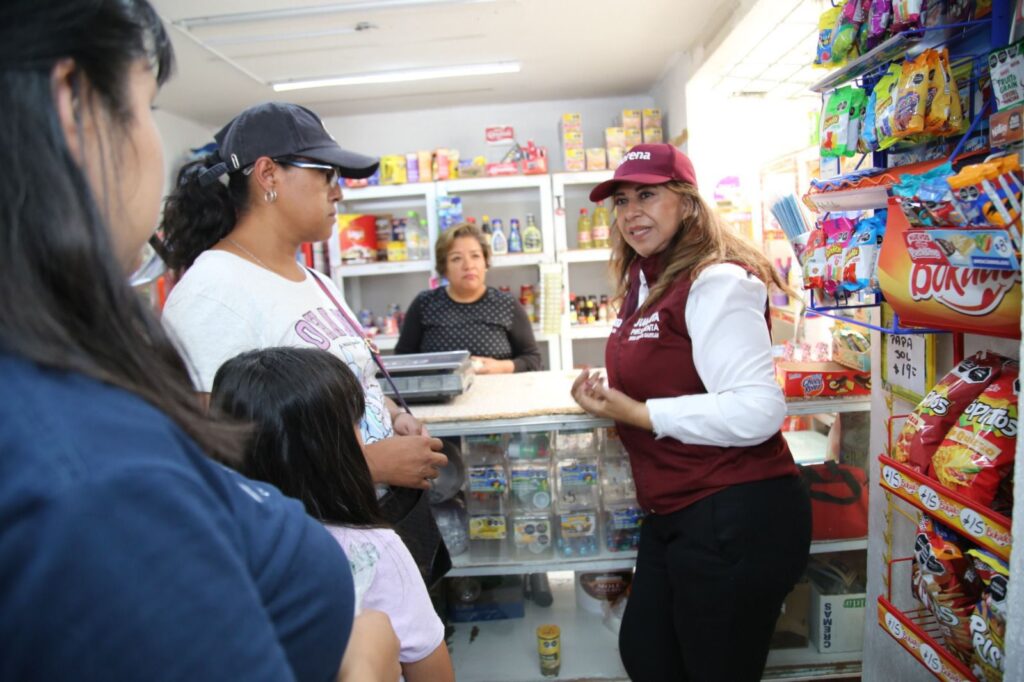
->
[885,612,905,639]
[960,507,987,538]
[882,466,902,490]
[919,643,943,673]
[917,485,941,512]
[880,307,936,405]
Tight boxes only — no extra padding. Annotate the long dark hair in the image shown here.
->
[211,348,384,527]
[0,0,242,462]
[160,158,250,271]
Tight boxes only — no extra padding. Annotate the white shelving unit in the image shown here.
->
[551,171,615,370]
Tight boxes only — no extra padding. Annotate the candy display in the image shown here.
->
[557,509,599,557]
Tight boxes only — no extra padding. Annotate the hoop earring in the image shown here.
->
[264,189,277,204]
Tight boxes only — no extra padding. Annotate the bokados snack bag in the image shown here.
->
[892,352,1005,474]
[932,365,1018,513]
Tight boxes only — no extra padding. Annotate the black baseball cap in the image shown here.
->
[198,102,379,186]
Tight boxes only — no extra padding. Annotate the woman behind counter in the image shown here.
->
[395,222,541,374]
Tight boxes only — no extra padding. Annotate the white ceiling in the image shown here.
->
[151,0,732,126]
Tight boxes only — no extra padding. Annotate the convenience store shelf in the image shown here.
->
[784,396,872,415]
[491,253,548,268]
[782,430,829,465]
[448,546,637,578]
[552,170,614,187]
[440,175,550,194]
[447,572,626,682]
[878,455,1012,561]
[809,32,923,93]
[568,325,613,340]
[560,248,612,263]
[448,572,862,682]
[336,260,433,277]
[804,185,890,212]
[340,183,433,201]
[427,414,613,438]
[877,597,976,682]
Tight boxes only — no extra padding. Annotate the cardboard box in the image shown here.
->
[642,107,663,128]
[618,108,642,128]
[446,575,525,622]
[560,128,584,149]
[809,583,865,653]
[774,361,871,398]
[624,127,643,147]
[337,214,377,263]
[607,147,625,169]
[642,126,663,143]
[586,147,607,171]
[605,126,626,148]
[560,112,582,128]
[771,580,811,649]
[990,107,1023,147]
[563,147,586,172]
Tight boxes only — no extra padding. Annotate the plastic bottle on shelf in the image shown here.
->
[508,218,524,253]
[418,218,429,260]
[568,294,578,325]
[598,294,609,323]
[577,208,593,249]
[404,210,421,260]
[481,214,492,235]
[592,201,611,248]
[587,296,598,324]
[491,218,508,255]
[522,213,543,253]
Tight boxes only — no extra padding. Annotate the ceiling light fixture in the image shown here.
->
[204,22,377,47]
[178,0,502,29]
[272,61,521,92]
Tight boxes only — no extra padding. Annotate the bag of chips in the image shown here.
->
[865,0,893,50]
[873,63,903,150]
[895,52,930,137]
[821,87,855,157]
[968,549,1009,682]
[846,88,868,156]
[822,214,857,296]
[802,228,828,293]
[892,352,1005,474]
[892,0,925,32]
[913,517,982,665]
[932,366,1018,510]
[925,49,953,134]
[815,6,845,66]
[842,213,884,293]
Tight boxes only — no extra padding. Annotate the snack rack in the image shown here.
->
[801,1,1019,679]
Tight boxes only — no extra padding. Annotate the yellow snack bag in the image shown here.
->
[873,64,903,150]
[925,50,951,135]
[894,53,929,137]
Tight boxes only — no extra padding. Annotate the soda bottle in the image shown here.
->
[404,210,421,260]
[592,201,611,248]
[491,218,508,255]
[522,213,543,253]
[577,208,592,249]
[481,214,492,235]
[508,218,524,253]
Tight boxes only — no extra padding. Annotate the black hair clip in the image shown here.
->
[197,161,228,187]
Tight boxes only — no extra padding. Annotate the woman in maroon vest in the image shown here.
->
[571,143,811,681]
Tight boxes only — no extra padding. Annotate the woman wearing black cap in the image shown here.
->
[570,143,811,681]
[159,102,448,497]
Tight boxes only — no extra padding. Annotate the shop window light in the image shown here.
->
[272,61,521,92]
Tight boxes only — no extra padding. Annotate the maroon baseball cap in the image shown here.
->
[589,143,698,202]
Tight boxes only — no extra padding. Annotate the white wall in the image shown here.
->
[154,109,214,197]
[320,94,656,165]
[649,51,694,150]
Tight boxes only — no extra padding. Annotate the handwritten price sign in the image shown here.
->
[880,305,936,405]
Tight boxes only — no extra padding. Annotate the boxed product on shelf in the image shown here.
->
[468,513,508,557]
[556,457,600,509]
[617,108,642,129]
[447,575,525,622]
[553,427,604,455]
[510,461,553,512]
[641,107,662,128]
[642,126,663,143]
[511,512,554,558]
[624,127,643,147]
[603,502,643,553]
[775,360,871,398]
[831,322,870,373]
[380,154,408,184]
[605,126,625,149]
[600,456,636,503]
[557,508,600,557]
[607,146,625,169]
[337,214,377,263]
[586,147,607,171]
[575,570,632,615]
[809,581,866,653]
[563,147,586,172]
[466,463,509,514]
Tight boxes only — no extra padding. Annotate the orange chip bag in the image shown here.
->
[932,366,1018,509]
[925,49,951,135]
[892,352,1005,475]
[894,52,929,137]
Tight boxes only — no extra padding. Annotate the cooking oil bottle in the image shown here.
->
[522,213,543,253]
[576,208,592,250]
[592,201,611,248]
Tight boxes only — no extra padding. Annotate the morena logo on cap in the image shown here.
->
[623,151,652,162]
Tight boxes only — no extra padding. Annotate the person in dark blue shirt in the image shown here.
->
[0,2,398,680]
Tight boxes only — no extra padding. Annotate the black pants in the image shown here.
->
[619,476,811,681]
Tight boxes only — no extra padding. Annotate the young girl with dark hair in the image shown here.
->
[0,2,398,680]
[212,347,454,682]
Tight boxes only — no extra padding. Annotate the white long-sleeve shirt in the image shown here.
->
[641,263,787,447]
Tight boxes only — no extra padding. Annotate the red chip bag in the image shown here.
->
[892,352,1005,475]
[967,549,1009,681]
[932,367,1018,510]
[913,517,981,664]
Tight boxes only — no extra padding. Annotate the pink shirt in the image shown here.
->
[325,525,444,663]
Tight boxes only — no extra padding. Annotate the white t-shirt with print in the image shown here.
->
[326,525,445,664]
[162,250,393,444]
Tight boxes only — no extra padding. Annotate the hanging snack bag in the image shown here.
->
[865,0,894,50]
[892,352,1004,474]
[815,6,845,66]
[913,517,982,665]
[989,39,1023,112]
[842,0,871,24]
[823,215,856,296]
[894,52,930,137]
[948,164,1016,227]
[842,213,884,293]
[874,63,904,149]
[932,367,1018,510]
[920,176,970,227]
[821,87,855,157]
[802,228,828,293]
[892,173,933,226]
[967,549,1009,682]
[925,49,953,134]
[846,88,868,156]
[892,0,925,32]
[860,88,879,152]
[939,50,965,135]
